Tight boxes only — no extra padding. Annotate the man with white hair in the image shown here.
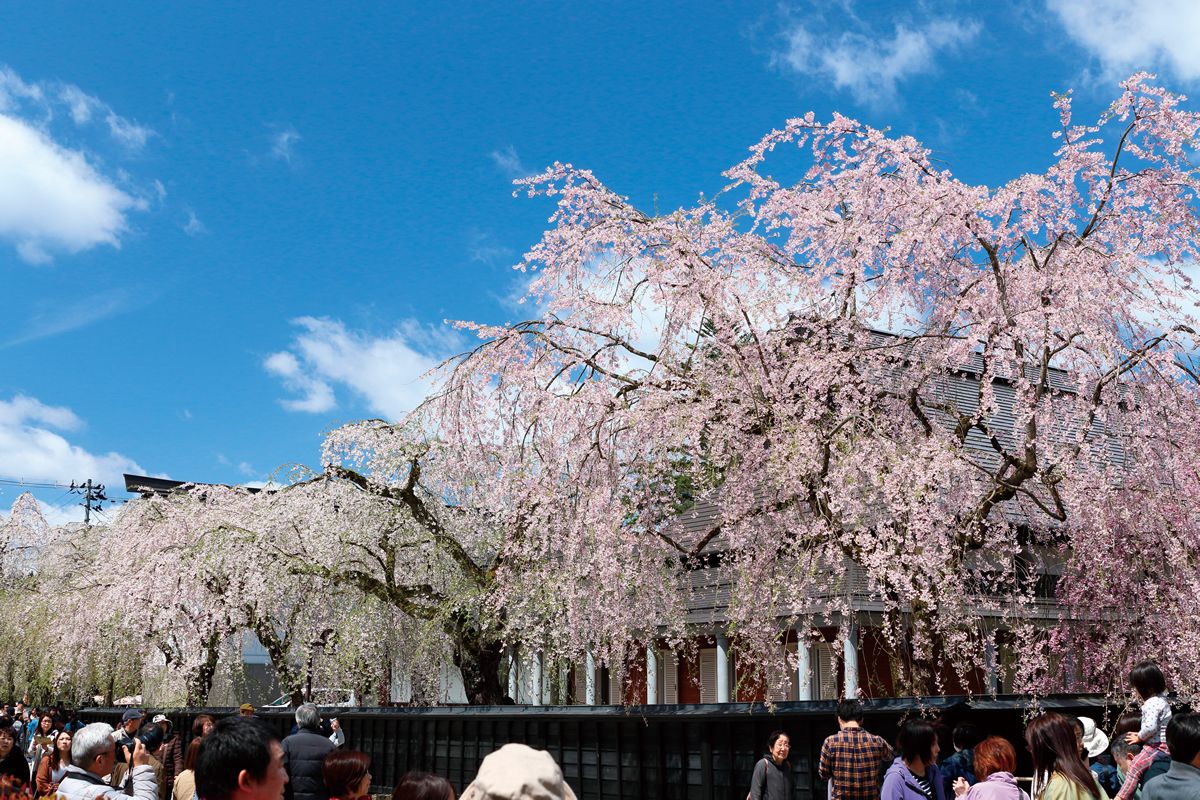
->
[58,722,157,800]
[281,703,335,800]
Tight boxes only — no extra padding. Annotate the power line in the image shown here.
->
[0,476,74,490]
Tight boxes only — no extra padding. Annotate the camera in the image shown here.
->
[114,723,164,763]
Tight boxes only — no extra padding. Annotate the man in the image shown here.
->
[1142,714,1200,800]
[58,722,157,800]
[194,716,288,800]
[239,704,256,718]
[111,723,168,800]
[940,723,983,798]
[281,703,335,800]
[1113,739,1171,800]
[113,710,144,742]
[819,699,894,800]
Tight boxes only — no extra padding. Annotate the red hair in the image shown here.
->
[974,737,1016,780]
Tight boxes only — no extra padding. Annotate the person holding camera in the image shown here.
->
[112,723,168,800]
[59,723,157,800]
[113,711,144,743]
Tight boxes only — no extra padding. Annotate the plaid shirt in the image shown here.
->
[819,725,894,800]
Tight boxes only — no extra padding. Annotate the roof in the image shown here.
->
[123,473,262,497]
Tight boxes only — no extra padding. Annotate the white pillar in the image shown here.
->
[646,648,659,704]
[797,637,813,701]
[843,623,859,699]
[559,664,570,705]
[716,634,731,703]
[585,650,597,705]
[506,646,518,700]
[532,651,544,706]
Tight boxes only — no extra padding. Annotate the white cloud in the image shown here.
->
[4,288,143,347]
[183,211,206,236]
[0,65,153,264]
[1047,0,1200,81]
[467,229,512,265]
[0,115,143,263]
[490,145,532,179]
[271,127,300,164]
[774,15,979,104]
[0,395,145,491]
[264,317,464,420]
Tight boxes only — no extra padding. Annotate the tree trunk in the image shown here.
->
[185,629,223,707]
[447,616,504,705]
[252,618,305,707]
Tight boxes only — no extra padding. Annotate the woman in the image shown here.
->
[191,714,214,739]
[0,725,30,787]
[155,714,184,797]
[172,740,201,800]
[393,772,456,800]
[323,750,372,800]
[1026,713,1107,800]
[749,731,794,800]
[35,729,72,796]
[26,712,55,771]
[953,737,1030,800]
[882,719,946,800]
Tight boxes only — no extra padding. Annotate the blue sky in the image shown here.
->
[2,0,1199,523]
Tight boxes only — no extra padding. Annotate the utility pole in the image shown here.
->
[70,480,110,525]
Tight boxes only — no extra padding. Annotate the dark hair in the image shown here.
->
[1026,713,1099,799]
[766,731,789,750]
[1167,714,1200,765]
[323,750,371,799]
[195,716,280,800]
[1062,715,1084,755]
[49,729,73,771]
[392,771,455,800]
[1110,738,1140,763]
[193,714,215,738]
[183,739,201,772]
[974,737,1016,780]
[137,722,165,753]
[837,699,864,723]
[38,713,54,733]
[954,723,984,751]
[897,720,938,765]
[1130,662,1167,699]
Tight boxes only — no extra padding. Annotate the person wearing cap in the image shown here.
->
[239,704,257,718]
[1081,717,1121,797]
[459,742,576,800]
[152,714,184,798]
[113,710,144,742]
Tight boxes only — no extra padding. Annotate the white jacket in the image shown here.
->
[58,764,158,800]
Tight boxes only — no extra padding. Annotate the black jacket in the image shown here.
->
[750,754,794,800]
[281,728,336,800]
[0,746,30,786]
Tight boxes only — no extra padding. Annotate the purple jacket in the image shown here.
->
[883,757,948,800]
[963,773,1032,800]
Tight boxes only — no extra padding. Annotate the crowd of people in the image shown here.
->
[0,660,1193,800]
[0,700,576,800]
[749,662,1196,800]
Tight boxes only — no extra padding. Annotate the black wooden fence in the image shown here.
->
[81,695,1126,800]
